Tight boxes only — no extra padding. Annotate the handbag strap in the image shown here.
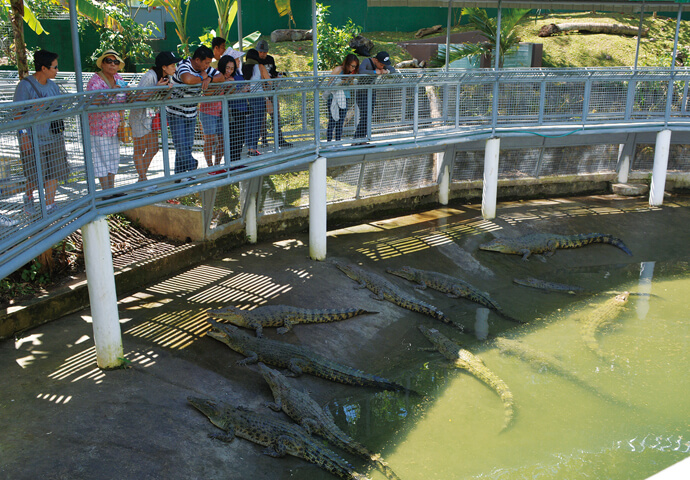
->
[22,77,47,99]
[97,71,116,89]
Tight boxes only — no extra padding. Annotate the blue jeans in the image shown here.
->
[354,89,375,140]
[327,97,346,141]
[246,97,266,151]
[168,114,198,174]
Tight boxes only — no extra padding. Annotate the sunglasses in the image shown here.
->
[349,63,358,68]
[103,58,121,65]
[48,65,59,70]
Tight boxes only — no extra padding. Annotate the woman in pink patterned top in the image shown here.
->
[87,49,126,190]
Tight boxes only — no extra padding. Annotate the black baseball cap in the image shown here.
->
[256,40,269,53]
[155,51,181,67]
[375,51,391,66]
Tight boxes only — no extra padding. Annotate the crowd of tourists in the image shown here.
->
[9,41,397,221]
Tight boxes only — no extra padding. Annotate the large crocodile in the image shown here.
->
[494,337,629,405]
[207,321,413,393]
[580,292,630,362]
[479,233,633,261]
[514,277,655,298]
[188,396,371,480]
[387,266,524,324]
[207,305,378,337]
[259,363,401,480]
[334,261,463,332]
[418,325,515,431]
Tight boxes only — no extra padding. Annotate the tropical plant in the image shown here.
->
[431,7,530,68]
[309,3,360,71]
[212,0,236,39]
[145,0,194,56]
[274,0,294,28]
[84,0,157,71]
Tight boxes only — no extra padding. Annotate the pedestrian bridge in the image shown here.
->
[1,67,690,283]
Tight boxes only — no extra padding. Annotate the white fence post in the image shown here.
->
[81,216,123,369]
[617,144,631,184]
[309,156,327,260]
[246,193,258,244]
[482,137,501,219]
[437,151,450,206]
[649,129,671,206]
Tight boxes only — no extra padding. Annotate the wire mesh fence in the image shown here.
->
[633,143,690,172]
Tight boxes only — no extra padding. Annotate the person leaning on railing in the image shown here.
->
[129,51,180,189]
[325,54,359,142]
[86,49,128,192]
[353,51,397,146]
[13,49,70,218]
[217,54,249,166]
[167,46,224,177]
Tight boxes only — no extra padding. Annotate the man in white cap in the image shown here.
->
[353,51,397,145]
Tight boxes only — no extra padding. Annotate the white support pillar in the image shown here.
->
[82,216,123,369]
[482,137,500,219]
[245,193,258,244]
[636,261,655,321]
[439,164,450,205]
[617,143,631,184]
[309,156,327,260]
[649,129,671,206]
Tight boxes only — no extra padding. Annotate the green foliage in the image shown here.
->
[83,0,157,71]
[431,7,529,68]
[309,3,360,71]
[145,0,194,57]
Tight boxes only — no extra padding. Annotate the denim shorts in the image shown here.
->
[199,112,223,136]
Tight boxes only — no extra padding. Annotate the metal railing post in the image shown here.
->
[160,108,171,177]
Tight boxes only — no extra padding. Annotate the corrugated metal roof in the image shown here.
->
[366,1,687,12]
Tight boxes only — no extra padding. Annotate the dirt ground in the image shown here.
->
[1,193,688,480]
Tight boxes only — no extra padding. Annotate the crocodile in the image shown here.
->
[514,277,655,298]
[207,320,413,393]
[259,363,401,480]
[188,396,371,480]
[334,261,463,332]
[207,305,378,337]
[479,233,633,261]
[513,277,588,295]
[580,292,630,362]
[418,325,514,431]
[494,337,629,405]
[387,266,524,324]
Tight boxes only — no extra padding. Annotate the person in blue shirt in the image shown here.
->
[13,49,70,217]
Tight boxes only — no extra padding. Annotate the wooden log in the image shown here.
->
[395,59,420,69]
[270,29,313,43]
[415,25,443,38]
[538,23,649,37]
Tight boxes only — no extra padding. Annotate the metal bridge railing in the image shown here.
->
[1,67,690,279]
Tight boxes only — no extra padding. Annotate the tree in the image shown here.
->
[431,7,530,68]
[309,3,360,71]
[145,0,194,56]
[2,0,48,78]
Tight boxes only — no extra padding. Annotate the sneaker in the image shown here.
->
[23,194,35,215]
[248,149,262,157]
[209,169,227,175]
[140,184,158,191]
[46,203,58,215]
[279,139,294,148]
[0,214,18,227]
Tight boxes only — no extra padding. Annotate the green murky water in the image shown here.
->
[321,262,689,480]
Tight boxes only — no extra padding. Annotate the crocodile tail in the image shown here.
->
[574,233,633,256]
[498,386,516,432]
[323,429,399,479]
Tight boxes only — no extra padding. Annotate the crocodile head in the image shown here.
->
[188,396,233,430]
[478,238,515,253]
[258,363,289,393]
[386,266,416,280]
[205,320,243,345]
[206,305,243,322]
